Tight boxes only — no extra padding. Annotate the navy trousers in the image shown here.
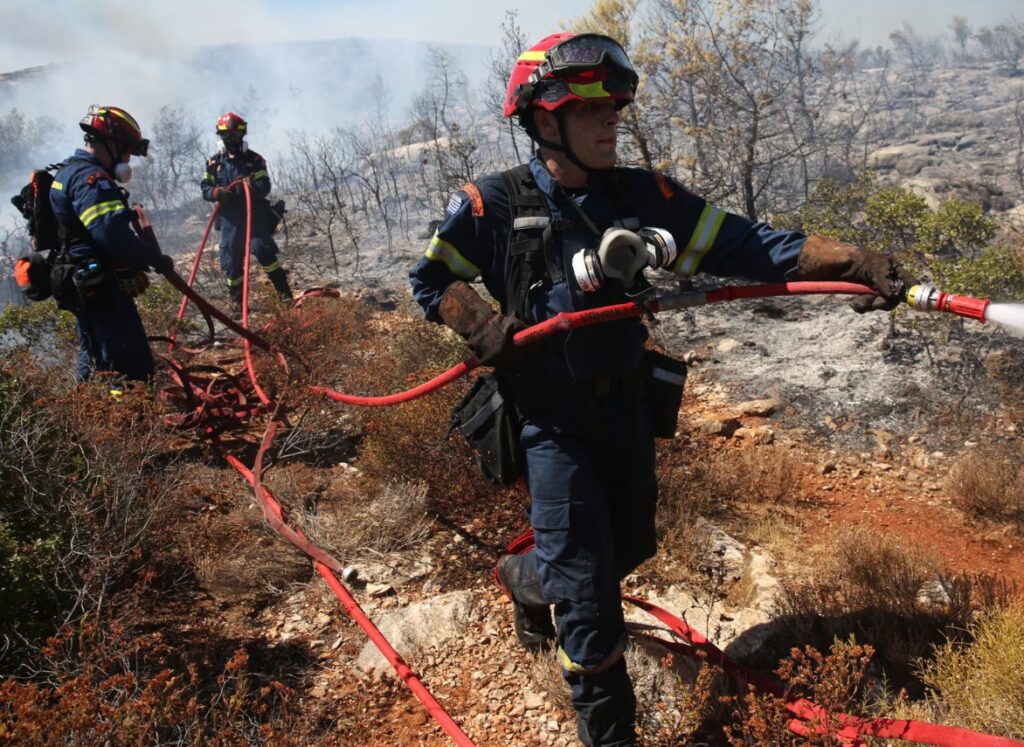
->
[219,212,281,284]
[69,292,154,384]
[517,377,657,746]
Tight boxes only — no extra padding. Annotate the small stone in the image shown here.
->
[820,463,836,475]
[524,692,546,710]
[366,583,394,597]
[717,338,743,353]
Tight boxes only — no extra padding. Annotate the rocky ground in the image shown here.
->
[161,248,1022,745]
[111,57,1024,745]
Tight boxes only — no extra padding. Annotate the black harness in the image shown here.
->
[498,164,642,322]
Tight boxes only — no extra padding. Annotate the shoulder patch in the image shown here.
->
[460,181,485,217]
[655,173,675,201]
[84,170,109,186]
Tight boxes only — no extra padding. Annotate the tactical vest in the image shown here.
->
[498,163,641,323]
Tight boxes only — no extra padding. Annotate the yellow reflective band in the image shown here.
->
[557,639,625,675]
[424,232,480,280]
[202,173,214,183]
[226,276,244,287]
[79,199,125,228]
[518,50,547,62]
[109,388,124,401]
[103,107,140,133]
[568,81,610,99]
[672,203,726,276]
[52,180,63,191]
[261,261,281,273]
[251,170,268,180]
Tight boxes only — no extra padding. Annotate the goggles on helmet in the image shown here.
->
[529,34,637,89]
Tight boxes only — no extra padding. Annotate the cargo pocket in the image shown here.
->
[449,373,522,485]
[644,349,687,439]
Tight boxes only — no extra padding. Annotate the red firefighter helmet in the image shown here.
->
[79,105,149,157]
[216,112,248,136]
[503,33,638,119]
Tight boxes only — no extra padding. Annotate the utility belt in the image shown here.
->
[449,350,687,486]
[51,251,149,310]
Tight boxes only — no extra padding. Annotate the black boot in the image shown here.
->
[267,267,293,302]
[495,554,555,652]
[228,284,243,319]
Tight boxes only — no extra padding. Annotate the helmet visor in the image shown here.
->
[132,138,150,158]
[548,34,634,76]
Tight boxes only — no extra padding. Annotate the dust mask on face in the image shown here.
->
[114,161,133,184]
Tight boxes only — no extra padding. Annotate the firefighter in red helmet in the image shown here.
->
[49,105,174,388]
[201,112,292,314]
[411,32,913,746]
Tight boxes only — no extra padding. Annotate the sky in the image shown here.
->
[0,0,1020,73]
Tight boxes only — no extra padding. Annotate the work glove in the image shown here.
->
[797,234,917,313]
[151,254,174,275]
[113,265,150,298]
[438,281,528,368]
[211,186,234,203]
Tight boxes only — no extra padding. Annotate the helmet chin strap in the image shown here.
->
[533,109,612,182]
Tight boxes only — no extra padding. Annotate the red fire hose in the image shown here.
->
[157,199,1010,747]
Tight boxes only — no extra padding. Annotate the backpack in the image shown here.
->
[10,165,63,302]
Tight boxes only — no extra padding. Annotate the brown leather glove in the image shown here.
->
[438,281,527,367]
[113,265,150,298]
[797,234,917,313]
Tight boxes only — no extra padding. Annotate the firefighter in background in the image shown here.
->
[409,33,915,746]
[200,112,292,314]
[50,105,174,386]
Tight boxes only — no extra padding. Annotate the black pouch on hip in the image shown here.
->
[644,349,687,439]
[449,373,522,485]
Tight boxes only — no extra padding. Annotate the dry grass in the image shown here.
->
[918,602,1024,740]
[944,442,1024,527]
[656,444,807,585]
[772,531,989,682]
[305,478,433,561]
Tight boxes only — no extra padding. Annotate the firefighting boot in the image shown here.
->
[228,284,243,319]
[495,554,555,652]
[267,267,294,303]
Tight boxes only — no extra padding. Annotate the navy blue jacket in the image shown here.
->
[201,149,272,224]
[49,149,162,270]
[409,157,807,382]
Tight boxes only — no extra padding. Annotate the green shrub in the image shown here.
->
[918,603,1024,739]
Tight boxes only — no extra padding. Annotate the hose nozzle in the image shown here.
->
[905,284,989,322]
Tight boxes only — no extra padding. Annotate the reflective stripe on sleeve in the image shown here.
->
[79,199,126,228]
[52,181,63,191]
[671,203,726,276]
[424,232,481,280]
[251,169,269,180]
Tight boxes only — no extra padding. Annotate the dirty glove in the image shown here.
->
[438,281,527,368]
[211,186,234,203]
[113,265,150,298]
[797,234,917,313]
[151,254,174,274]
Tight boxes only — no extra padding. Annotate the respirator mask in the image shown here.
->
[571,227,678,293]
[114,162,133,184]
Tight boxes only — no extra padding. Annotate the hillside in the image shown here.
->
[3,28,1024,747]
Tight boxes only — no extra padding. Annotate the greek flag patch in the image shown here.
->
[446,192,466,216]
